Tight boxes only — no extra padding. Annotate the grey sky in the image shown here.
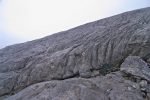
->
[0,0,150,48]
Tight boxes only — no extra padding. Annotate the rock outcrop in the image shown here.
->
[0,7,150,100]
[121,56,150,82]
[4,72,145,100]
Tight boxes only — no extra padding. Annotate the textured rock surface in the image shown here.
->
[121,56,150,82]
[4,72,145,100]
[0,7,150,100]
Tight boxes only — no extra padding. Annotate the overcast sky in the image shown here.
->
[0,0,150,48]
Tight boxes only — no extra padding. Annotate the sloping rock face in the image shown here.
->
[4,72,145,100]
[0,7,150,100]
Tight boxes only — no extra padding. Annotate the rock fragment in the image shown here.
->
[121,56,150,82]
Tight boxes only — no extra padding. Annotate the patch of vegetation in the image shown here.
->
[99,64,117,75]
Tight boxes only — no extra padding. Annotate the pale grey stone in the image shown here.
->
[0,7,150,100]
[4,73,144,100]
[121,56,150,82]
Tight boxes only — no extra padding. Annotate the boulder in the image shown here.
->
[121,56,150,82]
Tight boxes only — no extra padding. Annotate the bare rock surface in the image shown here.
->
[4,72,144,100]
[0,7,150,100]
[121,56,150,82]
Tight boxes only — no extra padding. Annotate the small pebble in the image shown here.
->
[139,80,147,88]
[147,58,150,63]
[128,87,132,91]
[147,93,150,99]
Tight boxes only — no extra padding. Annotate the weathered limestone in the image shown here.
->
[0,7,150,100]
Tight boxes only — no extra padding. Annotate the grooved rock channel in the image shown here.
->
[0,7,150,100]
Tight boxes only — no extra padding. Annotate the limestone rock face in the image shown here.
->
[121,56,150,82]
[3,72,145,100]
[0,7,150,100]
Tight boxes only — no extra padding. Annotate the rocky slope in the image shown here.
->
[0,7,150,100]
